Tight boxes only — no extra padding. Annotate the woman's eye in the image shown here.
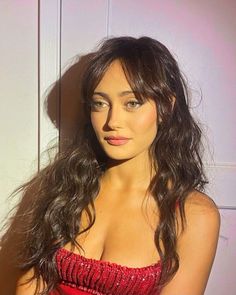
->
[90,100,108,110]
[126,100,142,109]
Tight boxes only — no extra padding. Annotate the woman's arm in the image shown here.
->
[16,268,44,295]
[160,191,220,295]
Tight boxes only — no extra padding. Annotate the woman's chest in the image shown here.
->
[66,192,160,267]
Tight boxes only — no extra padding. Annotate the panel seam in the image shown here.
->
[58,0,62,151]
[106,0,111,37]
[218,206,236,210]
[37,0,41,171]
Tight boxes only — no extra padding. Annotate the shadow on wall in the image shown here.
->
[0,53,92,295]
[46,53,94,148]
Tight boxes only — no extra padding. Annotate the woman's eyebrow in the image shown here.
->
[93,90,136,98]
[119,90,136,97]
[92,91,109,99]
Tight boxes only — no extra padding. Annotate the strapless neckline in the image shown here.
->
[58,247,161,270]
[54,247,162,294]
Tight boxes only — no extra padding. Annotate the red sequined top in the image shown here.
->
[51,248,162,295]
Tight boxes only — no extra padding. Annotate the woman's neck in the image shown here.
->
[102,152,155,191]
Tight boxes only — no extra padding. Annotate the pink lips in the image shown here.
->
[105,136,130,146]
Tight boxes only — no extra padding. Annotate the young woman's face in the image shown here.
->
[90,60,158,162]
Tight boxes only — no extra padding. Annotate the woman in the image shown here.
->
[1,36,220,295]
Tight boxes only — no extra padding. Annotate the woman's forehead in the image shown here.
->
[94,60,132,92]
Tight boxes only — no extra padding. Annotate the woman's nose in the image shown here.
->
[106,106,123,129]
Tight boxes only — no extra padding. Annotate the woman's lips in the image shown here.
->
[105,136,130,146]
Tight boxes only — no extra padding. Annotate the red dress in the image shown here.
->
[51,248,162,295]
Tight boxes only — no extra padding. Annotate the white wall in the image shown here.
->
[0,0,38,222]
[1,0,235,294]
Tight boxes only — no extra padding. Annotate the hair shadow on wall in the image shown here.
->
[45,53,94,148]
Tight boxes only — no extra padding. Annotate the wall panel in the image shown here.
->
[61,0,109,63]
[39,0,60,164]
[206,165,236,208]
[0,0,38,224]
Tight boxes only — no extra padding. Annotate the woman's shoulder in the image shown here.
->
[161,190,221,294]
[184,190,220,217]
[180,190,220,237]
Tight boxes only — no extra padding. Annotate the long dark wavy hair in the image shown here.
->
[0,36,207,294]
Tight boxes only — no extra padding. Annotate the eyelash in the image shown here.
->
[90,100,143,111]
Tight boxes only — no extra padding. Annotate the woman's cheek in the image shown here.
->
[134,111,158,133]
[91,114,104,133]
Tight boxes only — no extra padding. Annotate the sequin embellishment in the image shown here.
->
[55,248,162,295]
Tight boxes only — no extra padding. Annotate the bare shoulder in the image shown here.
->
[183,190,220,229]
[161,191,220,294]
[185,190,217,207]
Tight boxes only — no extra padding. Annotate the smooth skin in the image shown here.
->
[16,60,220,295]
